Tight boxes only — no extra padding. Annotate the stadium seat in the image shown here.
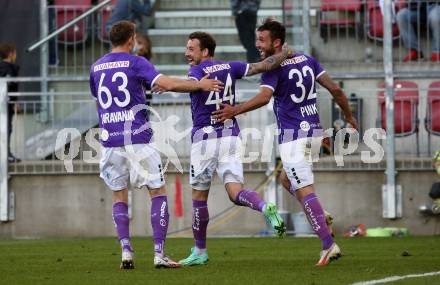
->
[425,81,440,154]
[55,0,91,44]
[365,0,407,41]
[377,80,419,155]
[97,0,118,43]
[319,0,363,42]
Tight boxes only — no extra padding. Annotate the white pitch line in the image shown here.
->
[350,271,440,285]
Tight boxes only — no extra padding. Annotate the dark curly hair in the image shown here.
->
[257,18,286,45]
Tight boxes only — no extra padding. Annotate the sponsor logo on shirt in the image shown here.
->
[300,121,311,132]
[101,129,109,141]
[202,63,231,74]
[93,61,129,72]
[280,55,307,67]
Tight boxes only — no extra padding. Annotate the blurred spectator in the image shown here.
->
[0,43,20,162]
[230,0,261,62]
[396,0,440,62]
[105,0,152,34]
[135,33,153,105]
[135,33,152,60]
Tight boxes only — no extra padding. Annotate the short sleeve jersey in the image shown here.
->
[187,60,249,142]
[260,53,325,143]
[89,52,162,147]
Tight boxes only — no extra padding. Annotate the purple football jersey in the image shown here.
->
[90,52,162,147]
[260,53,325,143]
[188,60,248,142]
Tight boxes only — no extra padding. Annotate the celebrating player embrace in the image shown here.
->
[89,21,223,269]
[178,31,294,266]
[213,19,357,266]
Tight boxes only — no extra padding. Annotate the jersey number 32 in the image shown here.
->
[288,66,317,104]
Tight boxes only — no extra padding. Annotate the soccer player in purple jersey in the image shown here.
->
[178,31,293,266]
[213,19,358,266]
[89,21,223,269]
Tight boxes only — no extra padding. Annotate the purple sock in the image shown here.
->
[192,200,209,249]
[112,202,133,252]
[235,189,266,212]
[301,193,334,250]
[151,195,169,256]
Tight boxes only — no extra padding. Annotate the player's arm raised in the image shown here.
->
[153,74,223,93]
[317,73,358,130]
[246,44,293,76]
[212,86,273,122]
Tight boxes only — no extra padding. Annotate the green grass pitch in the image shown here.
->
[1,237,439,285]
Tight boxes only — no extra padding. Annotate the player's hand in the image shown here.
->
[282,43,295,56]
[152,85,166,94]
[199,74,224,92]
[212,103,237,123]
[345,116,358,131]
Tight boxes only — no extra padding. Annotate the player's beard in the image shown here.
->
[187,56,201,66]
[261,45,276,59]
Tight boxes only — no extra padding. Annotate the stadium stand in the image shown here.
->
[365,0,406,41]
[378,80,420,155]
[55,0,92,44]
[97,0,117,43]
[319,0,362,42]
[426,81,440,154]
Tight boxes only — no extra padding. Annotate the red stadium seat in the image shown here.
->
[377,80,419,155]
[365,0,406,41]
[426,81,440,154]
[319,0,363,41]
[322,0,362,12]
[97,0,118,43]
[55,0,91,44]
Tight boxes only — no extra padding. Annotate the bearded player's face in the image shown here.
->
[256,30,275,60]
[185,38,203,66]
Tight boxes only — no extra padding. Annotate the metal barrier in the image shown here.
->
[27,1,440,78]
[1,80,274,175]
[2,77,440,221]
[315,85,440,170]
[44,3,115,76]
[2,80,438,175]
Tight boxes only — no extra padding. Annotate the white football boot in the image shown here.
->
[316,243,341,266]
[120,250,135,269]
[154,255,181,269]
